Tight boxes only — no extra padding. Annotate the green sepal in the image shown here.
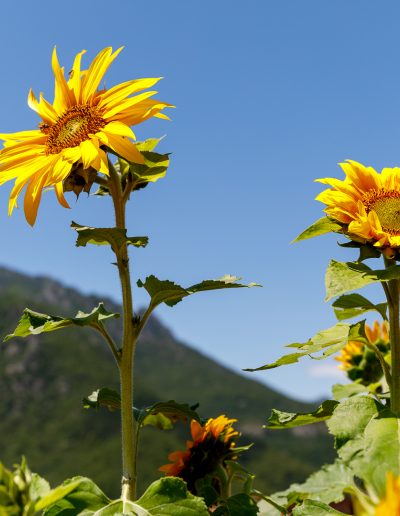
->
[71,222,148,252]
[332,293,387,321]
[266,400,339,429]
[42,477,110,515]
[293,217,343,242]
[292,500,344,515]
[244,322,364,372]
[4,303,119,342]
[326,260,400,301]
[213,493,259,515]
[138,274,260,309]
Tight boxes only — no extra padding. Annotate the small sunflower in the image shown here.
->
[159,415,239,491]
[336,321,389,386]
[376,472,400,515]
[0,47,171,225]
[316,160,400,248]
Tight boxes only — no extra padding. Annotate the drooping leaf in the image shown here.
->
[213,493,259,515]
[4,303,119,342]
[133,477,209,515]
[332,293,387,321]
[267,400,339,429]
[138,274,259,309]
[292,500,344,515]
[293,217,342,242]
[43,477,110,515]
[71,222,148,251]
[136,400,201,428]
[326,260,400,301]
[83,388,121,411]
[245,322,360,372]
[331,382,368,400]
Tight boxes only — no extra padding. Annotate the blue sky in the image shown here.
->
[0,1,399,401]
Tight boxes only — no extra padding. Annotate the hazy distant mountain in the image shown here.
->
[0,266,334,497]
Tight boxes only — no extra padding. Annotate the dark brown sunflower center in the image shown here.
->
[363,188,400,235]
[42,105,106,154]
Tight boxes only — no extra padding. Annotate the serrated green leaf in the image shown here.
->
[293,217,342,242]
[331,382,368,400]
[292,499,344,515]
[267,400,339,429]
[4,303,119,342]
[245,322,356,372]
[71,222,148,251]
[34,480,82,512]
[282,461,353,507]
[42,477,110,515]
[134,477,209,515]
[332,293,387,321]
[83,388,121,411]
[326,396,383,446]
[138,274,259,309]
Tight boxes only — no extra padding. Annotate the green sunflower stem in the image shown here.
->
[108,160,139,501]
[384,258,400,416]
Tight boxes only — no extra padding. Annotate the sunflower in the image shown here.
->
[336,321,389,386]
[316,160,400,248]
[159,415,239,492]
[0,47,171,225]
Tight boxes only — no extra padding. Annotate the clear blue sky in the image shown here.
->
[0,1,398,401]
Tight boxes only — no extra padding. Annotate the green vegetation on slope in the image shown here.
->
[0,266,334,498]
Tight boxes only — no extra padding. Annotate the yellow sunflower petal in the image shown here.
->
[23,169,51,226]
[81,46,123,103]
[67,49,86,103]
[103,121,136,140]
[79,138,100,170]
[97,131,144,164]
[54,181,70,209]
[28,89,58,125]
[52,47,74,112]
[98,77,161,110]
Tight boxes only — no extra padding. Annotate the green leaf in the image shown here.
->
[284,461,353,506]
[213,493,259,515]
[331,382,368,400]
[133,477,209,515]
[326,395,383,445]
[136,400,201,428]
[83,388,121,411]
[325,261,377,301]
[358,245,381,262]
[292,500,344,515]
[293,217,342,242]
[43,477,110,515]
[4,303,119,342]
[267,400,339,429]
[332,293,387,321]
[326,260,400,301]
[138,274,259,309]
[350,411,400,497]
[34,480,82,512]
[71,222,148,252]
[245,322,359,372]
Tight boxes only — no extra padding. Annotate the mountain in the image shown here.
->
[0,266,334,497]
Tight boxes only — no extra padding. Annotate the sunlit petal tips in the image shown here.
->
[316,160,400,248]
[0,47,173,225]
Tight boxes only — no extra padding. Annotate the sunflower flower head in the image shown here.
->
[0,47,172,225]
[336,321,390,386]
[375,472,400,515]
[316,160,400,252]
[159,415,240,493]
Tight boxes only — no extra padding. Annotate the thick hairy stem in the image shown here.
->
[108,160,138,501]
[384,258,400,415]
